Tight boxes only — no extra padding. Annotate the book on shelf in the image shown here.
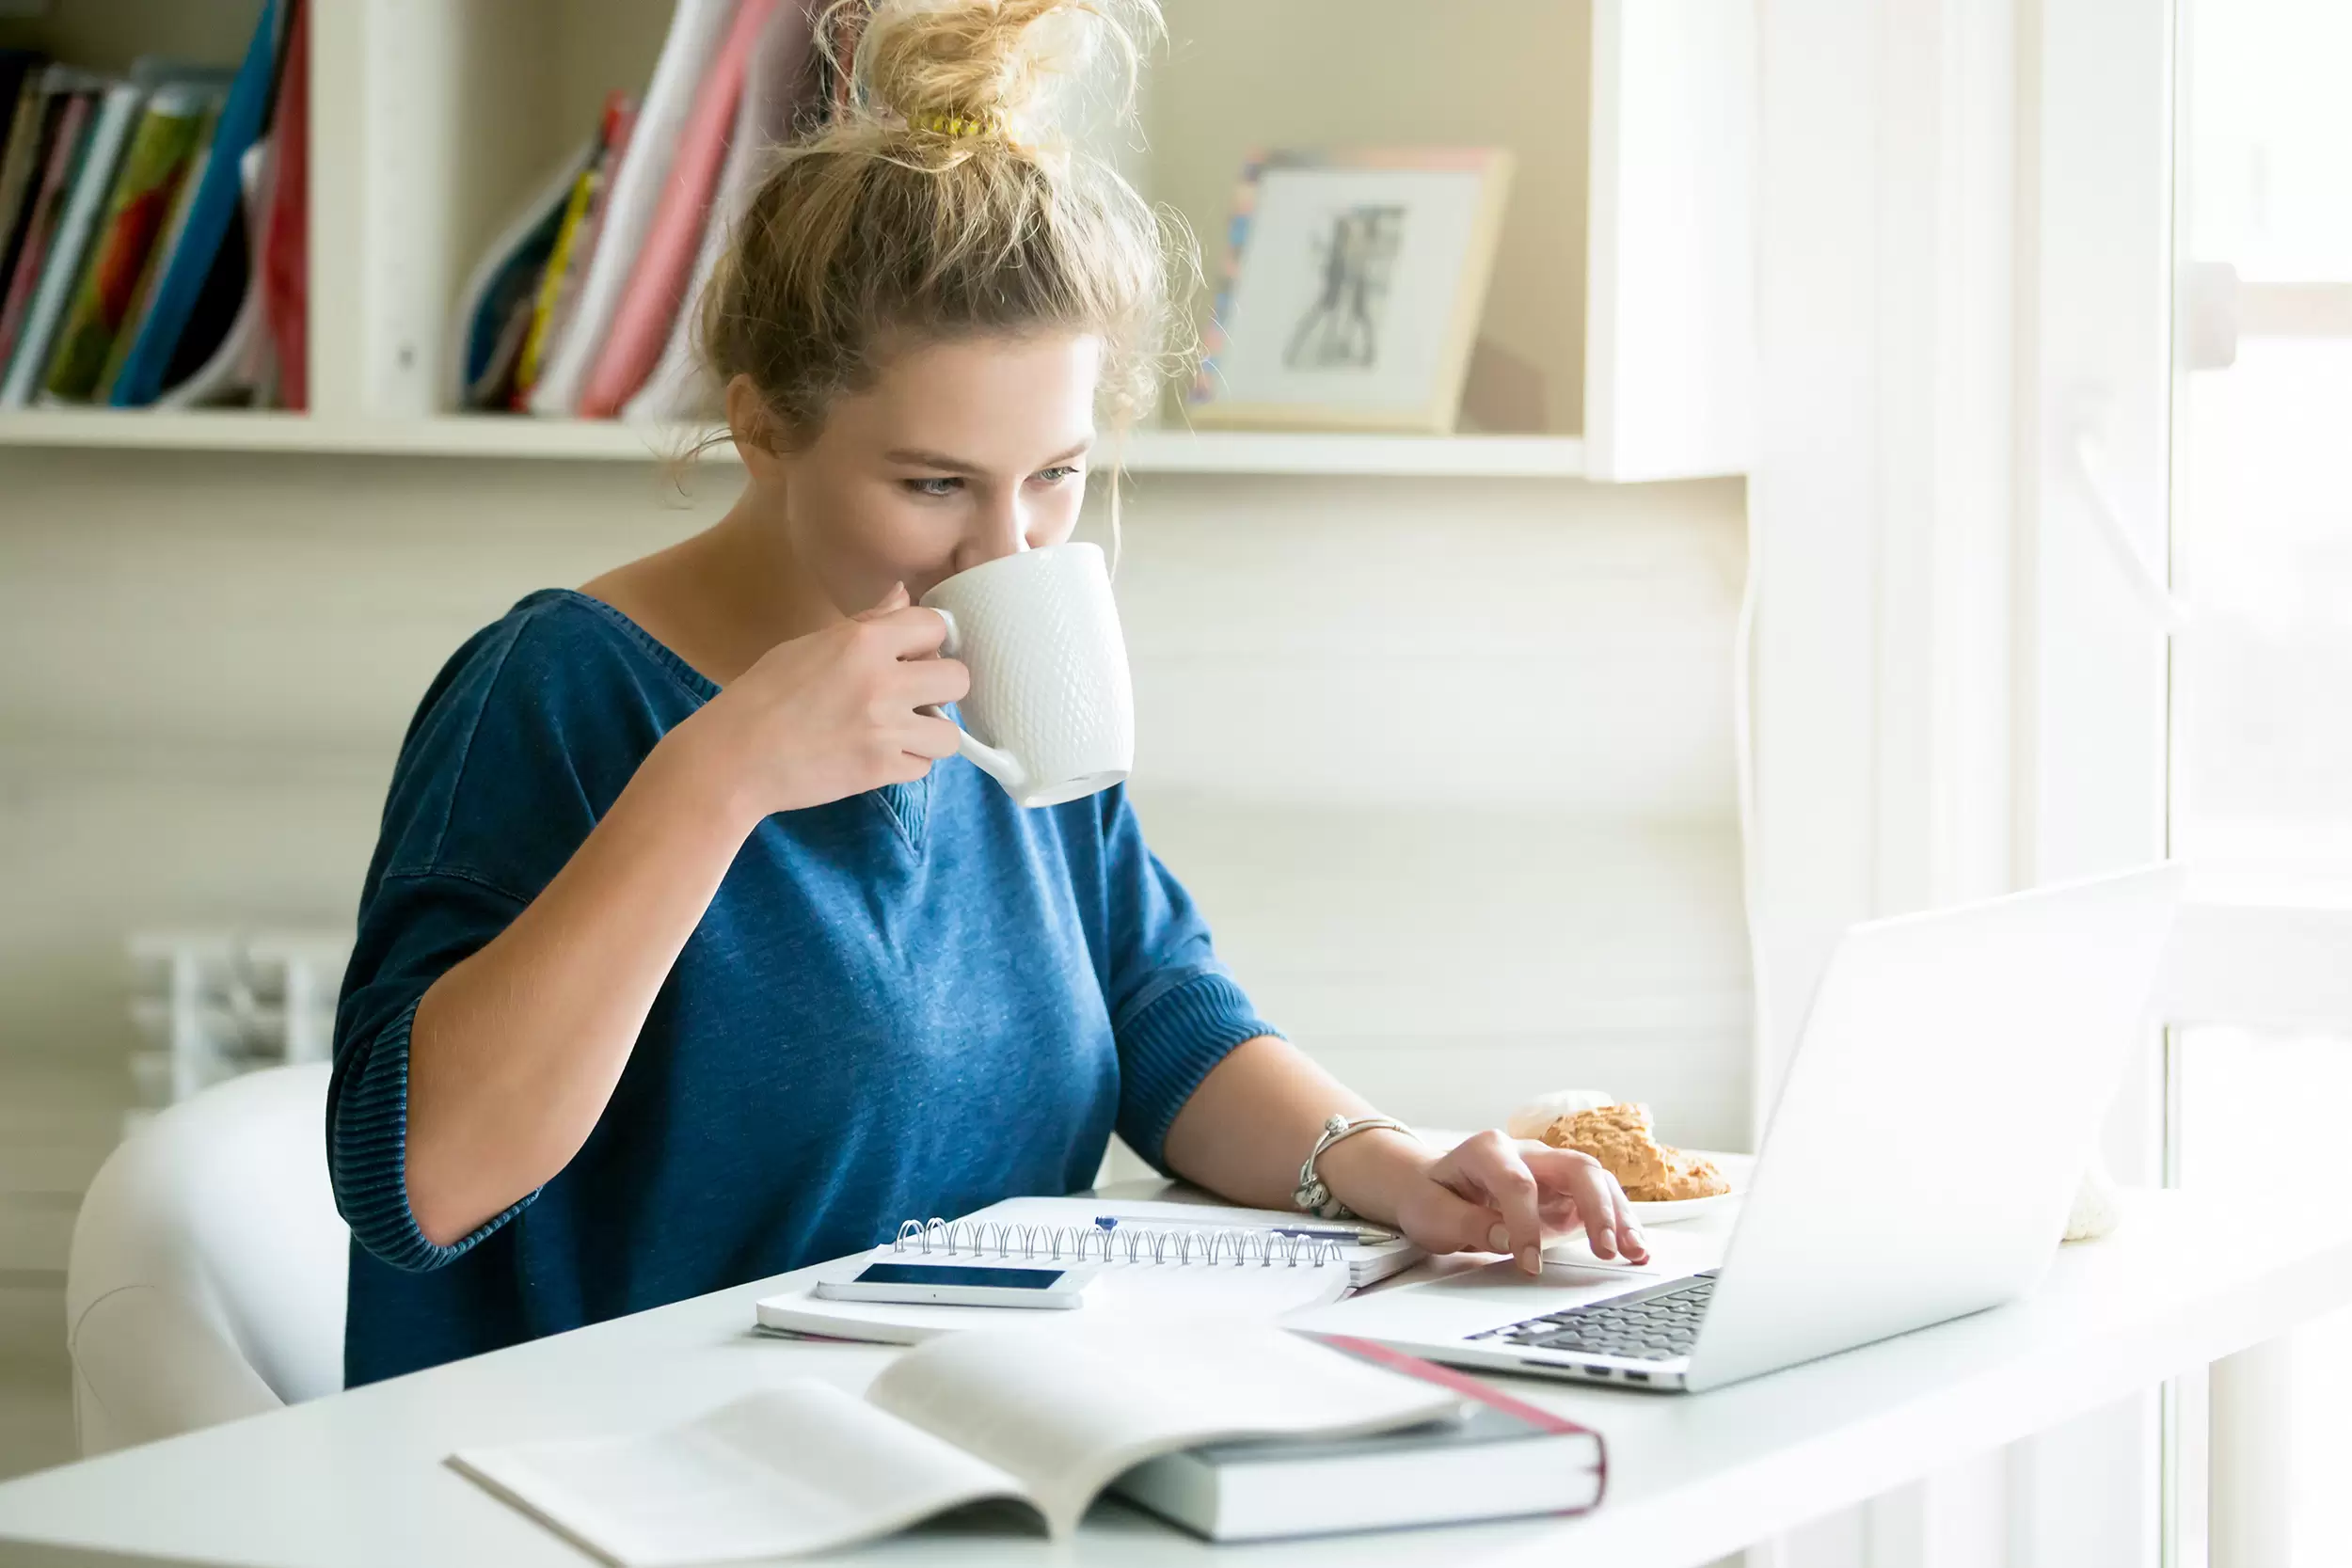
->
[105,0,297,409]
[510,93,633,410]
[40,81,219,402]
[255,0,307,409]
[0,70,96,374]
[450,1322,1596,1565]
[3,76,142,407]
[623,0,821,422]
[443,0,829,420]
[527,0,739,418]
[0,49,44,285]
[152,135,267,410]
[452,137,596,411]
[577,0,776,419]
[91,96,218,402]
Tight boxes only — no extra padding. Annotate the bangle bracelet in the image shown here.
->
[1294,1114,1416,1220]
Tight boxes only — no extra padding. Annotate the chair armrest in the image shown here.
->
[69,1286,285,1458]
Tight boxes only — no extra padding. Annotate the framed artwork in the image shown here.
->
[1188,148,1515,434]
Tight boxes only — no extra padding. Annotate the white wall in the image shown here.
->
[0,447,1746,1469]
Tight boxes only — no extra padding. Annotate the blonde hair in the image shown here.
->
[698,0,1188,451]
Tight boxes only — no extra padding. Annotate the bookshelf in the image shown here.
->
[0,0,1752,483]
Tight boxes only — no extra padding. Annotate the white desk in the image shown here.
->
[2,1188,2348,1568]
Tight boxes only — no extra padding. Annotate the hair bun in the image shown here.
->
[839,0,1159,146]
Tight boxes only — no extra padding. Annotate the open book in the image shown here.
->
[451,1323,1467,1566]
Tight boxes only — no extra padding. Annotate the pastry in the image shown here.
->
[1627,1148,1730,1203]
[1541,1101,1731,1203]
[1540,1103,1671,1192]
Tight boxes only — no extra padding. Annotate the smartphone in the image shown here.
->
[811,1259,1100,1309]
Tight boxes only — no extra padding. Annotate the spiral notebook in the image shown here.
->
[754,1196,1423,1346]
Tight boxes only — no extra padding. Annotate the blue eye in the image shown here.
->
[904,477,962,498]
[1034,466,1082,485]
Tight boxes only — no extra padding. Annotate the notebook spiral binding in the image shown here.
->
[892,1218,1343,1268]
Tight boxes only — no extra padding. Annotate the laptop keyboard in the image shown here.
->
[1468,1271,1718,1362]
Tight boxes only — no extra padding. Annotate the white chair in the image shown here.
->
[65,1063,348,1457]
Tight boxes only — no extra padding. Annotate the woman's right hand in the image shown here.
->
[684,582,969,824]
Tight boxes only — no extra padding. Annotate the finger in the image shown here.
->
[1614,1190,1649,1265]
[1535,1193,1582,1233]
[852,581,912,621]
[856,606,951,658]
[898,713,965,761]
[1459,1144,1546,1276]
[1522,1145,1621,1261]
[897,655,971,707]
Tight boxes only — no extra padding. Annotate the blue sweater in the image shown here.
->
[329,590,1277,1388]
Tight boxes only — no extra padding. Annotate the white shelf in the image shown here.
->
[1118,430,1587,478]
[0,411,1589,478]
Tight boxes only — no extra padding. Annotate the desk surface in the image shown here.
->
[2,1189,2348,1568]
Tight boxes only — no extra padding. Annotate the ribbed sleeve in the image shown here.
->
[1113,970,1280,1173]
[329,995,533,1273]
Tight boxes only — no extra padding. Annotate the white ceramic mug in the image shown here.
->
[919,543,1135,808]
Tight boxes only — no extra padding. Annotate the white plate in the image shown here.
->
[1628,1188,1739,1224]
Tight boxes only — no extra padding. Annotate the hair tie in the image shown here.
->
[911,109,1004,139]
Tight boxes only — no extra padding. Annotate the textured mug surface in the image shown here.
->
[919,544,1135,808]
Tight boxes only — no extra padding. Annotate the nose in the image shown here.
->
[950,487,1030,574]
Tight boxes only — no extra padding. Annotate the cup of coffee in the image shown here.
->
[919,543,1135,808]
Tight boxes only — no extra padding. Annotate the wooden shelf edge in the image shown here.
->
[0,411,1597,479]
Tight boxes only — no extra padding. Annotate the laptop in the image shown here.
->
[1291,865,2185,1394]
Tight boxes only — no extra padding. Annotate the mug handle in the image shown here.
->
[928,608,1028,796]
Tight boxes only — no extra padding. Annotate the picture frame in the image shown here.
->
[1187,148,1515,434]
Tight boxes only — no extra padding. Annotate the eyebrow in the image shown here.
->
[885,438,1095,475]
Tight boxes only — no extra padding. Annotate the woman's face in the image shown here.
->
[737,332,1102,614]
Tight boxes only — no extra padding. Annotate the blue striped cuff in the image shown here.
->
[329,995,533,1274]
[1116,971,1281,1173]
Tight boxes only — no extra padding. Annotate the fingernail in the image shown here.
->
[1518,1246,1540,1275]
[1486,1223,1510,1252]
[1591,1227,1615,1259]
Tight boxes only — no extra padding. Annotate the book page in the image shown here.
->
[865,1323,1462,1537]
[452,1381,1030,1568]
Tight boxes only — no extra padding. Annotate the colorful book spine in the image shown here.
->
[4,79,142,406]
[623,0,822,422]
[94,102,217,402]
[0,57,51,277]
[0,87,90,372]
[579,0,775,418]
[510,143,603,404]
[106,0,280,407]
[42,86,212,401]
[259,0,309,408]
[527,0,740,417]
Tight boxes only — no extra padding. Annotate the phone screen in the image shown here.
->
[852,1262,1069,1290]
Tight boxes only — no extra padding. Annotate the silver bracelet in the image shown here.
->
[1293,1114,1416,1220]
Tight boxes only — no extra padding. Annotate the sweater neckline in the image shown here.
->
[519,587,934,852]
[528,588,722,705]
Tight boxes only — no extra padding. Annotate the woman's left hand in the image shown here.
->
[1390,1131,1649,1276]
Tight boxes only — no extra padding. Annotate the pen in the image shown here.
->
[1090,1215,1400,1246]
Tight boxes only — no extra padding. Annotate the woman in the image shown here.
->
[329,0,1645,1387]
